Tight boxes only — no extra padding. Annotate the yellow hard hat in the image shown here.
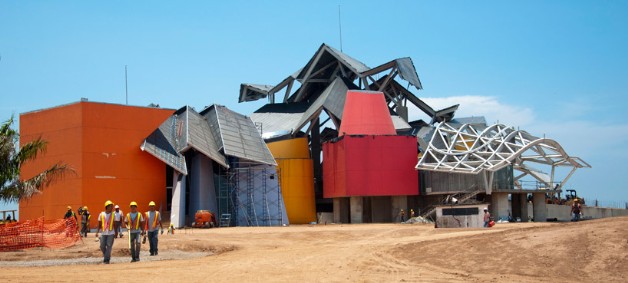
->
[149,201,156,206]
[83,206,88,211]
[130,201,138,207]
[104,200,113,208]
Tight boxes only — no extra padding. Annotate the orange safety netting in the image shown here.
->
[0,217,81,252]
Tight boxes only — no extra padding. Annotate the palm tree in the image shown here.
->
[0,116,73,202]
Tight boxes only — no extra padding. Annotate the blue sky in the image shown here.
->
[1,1,627,214]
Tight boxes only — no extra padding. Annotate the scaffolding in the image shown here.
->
[216,160,286,227]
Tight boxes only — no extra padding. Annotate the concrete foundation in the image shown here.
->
[371,196,392,222]
[532,192,547,222]
[350,196,364,223]
[333,198,350,223]
[391,196,408,222]
[491,192,509,220]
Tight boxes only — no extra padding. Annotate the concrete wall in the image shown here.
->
[547,204,628,221]
[435,204,485,228]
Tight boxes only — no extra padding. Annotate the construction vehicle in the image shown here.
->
[565,189,585,206]
[191,210,217,228]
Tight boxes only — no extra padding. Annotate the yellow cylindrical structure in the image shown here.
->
[277,159,317,224]
[267,137,316,224]
[267,137,310,159]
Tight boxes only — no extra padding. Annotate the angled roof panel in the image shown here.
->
[187,107,229,168]
[250,102,308,135]
[140,115,188,175]
[239,84,273,103]
[395,57,423,90]
[293,77,349,133]
[391,115,412,130]
[215,105,277,166]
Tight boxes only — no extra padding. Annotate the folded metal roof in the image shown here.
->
[293,76,349,133]
[140,115,188,175]
[250,102,309,135]
[208,105,277,166]
[142,105,276,174]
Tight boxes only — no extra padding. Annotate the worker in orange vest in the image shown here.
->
[95,200,115,264]
[124,201,145,262]
[145,201,163,256]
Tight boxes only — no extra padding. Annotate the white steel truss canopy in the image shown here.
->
[415,123,591,192]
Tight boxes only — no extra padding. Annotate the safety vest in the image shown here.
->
[99,212,114,231]
[126,212,142,230]
[145,211,160,230]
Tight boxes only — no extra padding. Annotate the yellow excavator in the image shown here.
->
[564,189,585,206]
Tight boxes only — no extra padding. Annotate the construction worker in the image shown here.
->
[95,200,116,264]
[124,201,145,262]
[63,206,77,237]
[80,206,91,237]
[145,201,163,256]
[483,208,491,227]
[410,209,415,218]
[113,205,124,238]
[399,209,406,223]
[571,199,582,222]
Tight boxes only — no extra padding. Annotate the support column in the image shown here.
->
[532,192,547,222]
[350,196,364,224]
[333,198,349,224]
[520,194,530,222]
[491,192,509,221]
[511,194,522,221]
[391,196,408,223]
[170,171,186,228]
[189,154,218,217]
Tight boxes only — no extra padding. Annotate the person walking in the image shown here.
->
[63,206,77,237]
[125,201,145,262]
[95,200,116,264]
[113,205,124,238]
[483,208,491,227]
[80,206,91,237]
[571,199,582,222]
[145,201,163,256]
[399,209,406,223]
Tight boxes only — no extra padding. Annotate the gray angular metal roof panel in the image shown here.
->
[395,57,423,90]
[325,44,371,74]
[239,83,273,103]
[293,76,349,133]
[140,115,188,175]
[449,116,488,127]
[250,112,303,135]
[215,105,277,166]
[186,107,229,168]
[391,115,412,130]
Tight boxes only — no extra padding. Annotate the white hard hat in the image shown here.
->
[484,208,488,211]
[114,205,120,209]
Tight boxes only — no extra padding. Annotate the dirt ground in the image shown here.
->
[1,216,627,282]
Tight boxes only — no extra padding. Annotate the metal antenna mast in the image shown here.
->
[338,4,343,52]
[125,65,128,105]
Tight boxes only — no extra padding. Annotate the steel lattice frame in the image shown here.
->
[416,123,590,192]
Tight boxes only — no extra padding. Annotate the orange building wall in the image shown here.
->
[19,102,173,223]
